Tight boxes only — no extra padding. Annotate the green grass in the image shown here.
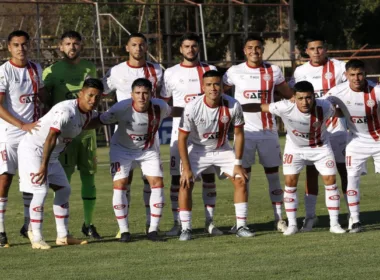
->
[3,137,380,280]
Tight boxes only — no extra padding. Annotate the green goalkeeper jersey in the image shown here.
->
[43,59,97,137]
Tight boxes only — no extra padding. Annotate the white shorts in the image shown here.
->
[242,138,282,168]
[345,141,380,177]
[186,148,236,178]
[0,142,19,175]
[329,134,347,163]
[282,144,337,176]
[170,118,214,176]
[110,144,163,181]
[18,144,70,194]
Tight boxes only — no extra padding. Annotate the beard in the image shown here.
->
[63,50,80,61]
[182,52,199,62]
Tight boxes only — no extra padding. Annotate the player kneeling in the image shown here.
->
[177,70,254,241]
[251,81,345,235]
[91,78,169,242]
[18,78,103,249]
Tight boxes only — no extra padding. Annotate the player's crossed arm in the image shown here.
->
[240,103,270,113]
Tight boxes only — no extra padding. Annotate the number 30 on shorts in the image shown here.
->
[283,154,293,164]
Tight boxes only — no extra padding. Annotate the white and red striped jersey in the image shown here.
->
[292,58,347,135]
[160,62,217,108]
[269,99,335,150]
[223,62,285,139]
[179,94,244,152]
[22,99,97,162]
[0,60,44,143]
[100,98,170,151]
[104,61,163,101]
[326,81,380,145]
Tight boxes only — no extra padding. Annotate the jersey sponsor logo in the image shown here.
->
[292,129,309,139]
[314,90,328,98]
[350,116,367,124]
[19,94,36,104]
[366,99,375,108]
[203,132,219,139]
[243,90,269,99]
[129,134,149,141]
[114,204,126,210]
[347,190,357,196]
[153,203,165,208]
[32,206,44,212]
[326,160,335,168]
[329,195,340,200]
[184,93,202,103]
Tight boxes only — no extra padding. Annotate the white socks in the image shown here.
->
[347,175,361,223]
[113,187,129,233]
[235,202,248,229]
[266,173,284,221]
[53,187,71,238]
[284,186,298,226]
[202,182,216,222]
[0,197,8,233]
[149,186,164,232]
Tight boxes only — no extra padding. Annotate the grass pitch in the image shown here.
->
[3,137,380,280]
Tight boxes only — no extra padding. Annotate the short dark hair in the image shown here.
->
[179,33,200,45]
[244,35,264,47]
[61,31,82,41]
[8,30,29,43]
[293,81,314,94]
[127,32,147,44]
[131,78,152,91]
[82,78,104,92]
[346,59,365,71]
[203,70,222,79]
[305,33,326,46]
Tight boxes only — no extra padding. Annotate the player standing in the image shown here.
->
[43,31,101,239]
[325,59,380,233]
[93,78,169,242]
[255,81,345,235]
[223,35,293,232]
[104,33,163,233]
[292,35,348,231]
[17,78,103,249]
[0,30,45,247]
[178,70,253,240]
[161,33,222,236]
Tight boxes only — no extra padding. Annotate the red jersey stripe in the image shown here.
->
[216,98,231,148]
[146,62,158,97]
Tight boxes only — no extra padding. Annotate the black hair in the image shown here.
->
[293,81,314,94]
[179,33,201,45]
[244,35,264,46]
[345,59,365,71]
[127,32,147,44]
[203,70,222,79]
[305,33,326,46]
[131,78,152,91]
[8,30,29,43]
[61,30,82,41]
[82,78,104,92]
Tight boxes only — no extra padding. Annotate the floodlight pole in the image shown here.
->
[198,4,208,61]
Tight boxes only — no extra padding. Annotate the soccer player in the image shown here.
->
[17,78,103,249]
[222,35,293,232]
[324,59,380,233]
[0,30,46,247]
[252,81,345,235]
[93,78,169,242]
[178,70,254,241]
[104,32,163,232]
[43,31,102,239]
[161,33,221,236]
[291,35,348,231]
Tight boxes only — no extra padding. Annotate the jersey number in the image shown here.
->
[283,154,293,164]
[111,162,121,174]
[170,156,176,168]
[346,156,351,167]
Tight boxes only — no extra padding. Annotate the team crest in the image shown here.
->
[324,72,333,80]
[263,74,271,81]
[312,121,321,128]
[326,160,335,168]
[366,99,375,108]
[221,115,229,124]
